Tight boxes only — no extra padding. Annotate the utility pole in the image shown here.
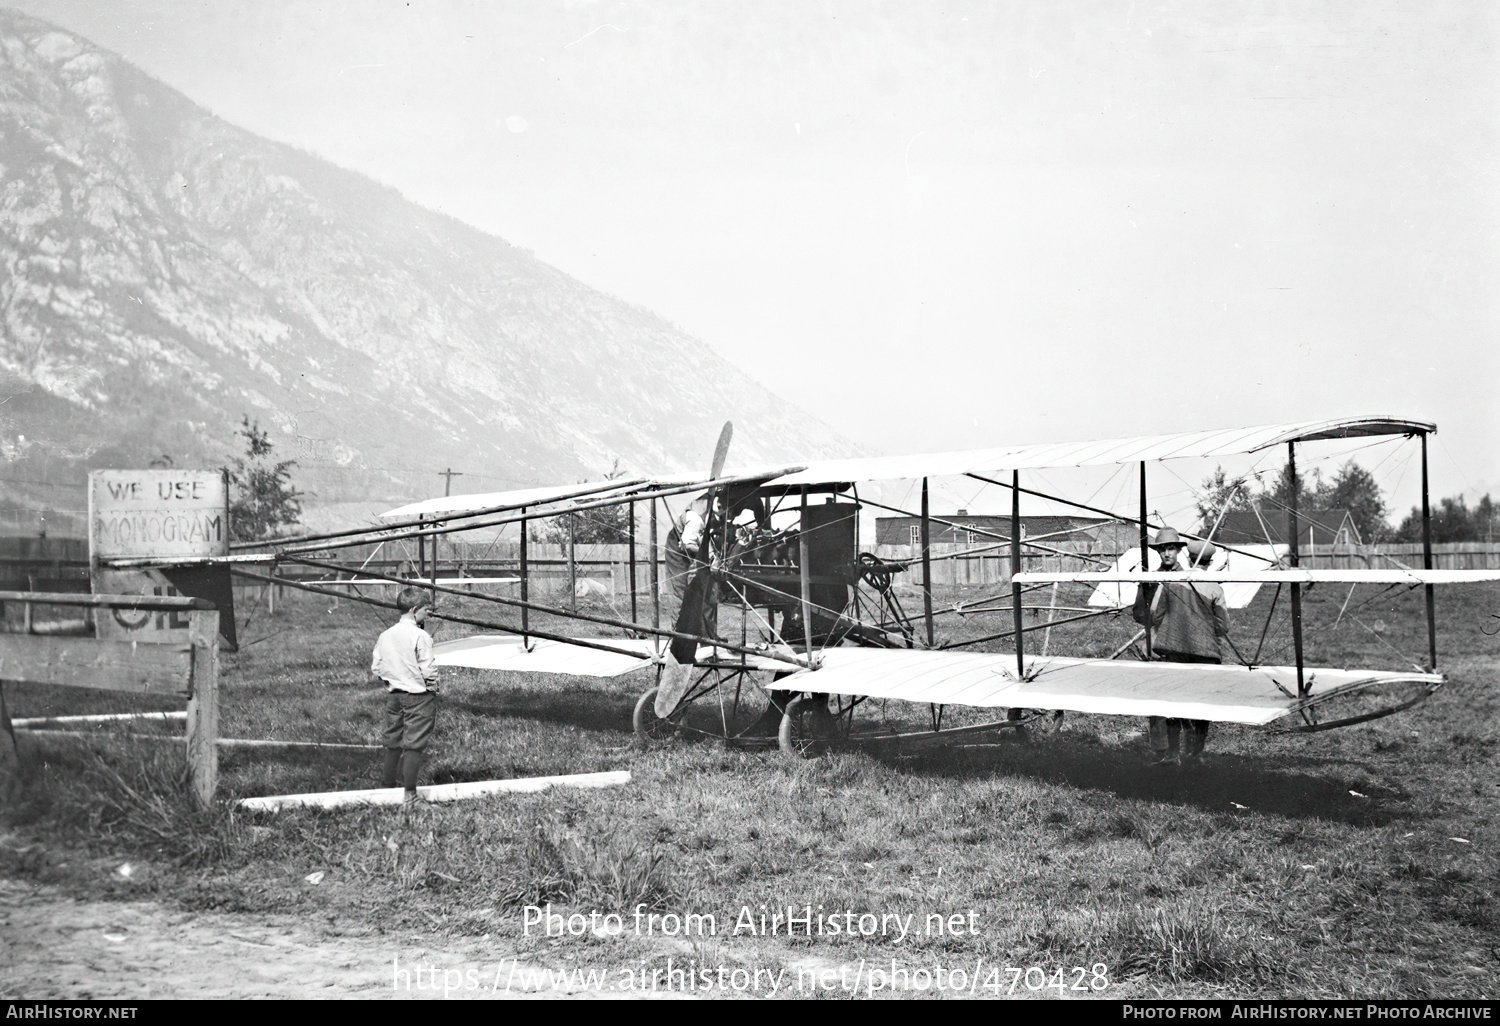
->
[435,469,463,583]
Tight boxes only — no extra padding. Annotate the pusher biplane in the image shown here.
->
[191,416,1500,757]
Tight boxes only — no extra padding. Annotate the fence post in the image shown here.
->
[184,608,219,809]
[0,682,18,809]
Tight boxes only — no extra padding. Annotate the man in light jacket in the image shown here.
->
[373,587,439,805]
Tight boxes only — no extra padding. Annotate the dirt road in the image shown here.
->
[0,878,637,1000]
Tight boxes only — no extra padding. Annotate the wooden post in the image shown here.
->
[1010,470,1024,677]
[920,478,934,647]
[628,501,638,627]
[184,608,219,809]
[519,508,529,645]
[649,499,661,630]
[567,513,577,612]
[0,682,19,809]
[1287,443,1306,696]
[799,487,815,655]
[428,517,438,604]
[1421,432,1437,670]
[1139,462,1151,661]
[418,516,427,581]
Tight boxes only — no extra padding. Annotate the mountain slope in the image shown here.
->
[0,8,856,517]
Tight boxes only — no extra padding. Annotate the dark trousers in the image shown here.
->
[1149,650,1216,756]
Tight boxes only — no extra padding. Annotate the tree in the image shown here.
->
[1264,462,1330,516]
[1201,457,1393,540]
[1194,466,1255,529]
[1395,493,1497,543]
[225,416,303,541]
[537,461,633,544]
[1323,460,1389,542]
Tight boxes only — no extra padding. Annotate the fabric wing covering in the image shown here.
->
[433,636,796,677]
[767,416,1434,486]
[434,636,1438,726]
[434,636,660,677]
[774,649,1440,726]
[1023,568,1500,586]
[383,417,1434,519]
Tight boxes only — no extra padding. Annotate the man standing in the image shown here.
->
[1132,527,1232,766]
[373,587,439,805]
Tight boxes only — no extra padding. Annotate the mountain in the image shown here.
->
[0,8,857,529]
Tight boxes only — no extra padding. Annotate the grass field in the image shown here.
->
[2,579,1497,998]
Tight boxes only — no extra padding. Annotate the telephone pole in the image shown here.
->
[435,469,464,583]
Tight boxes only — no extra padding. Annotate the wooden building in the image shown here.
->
[1215,509,1360,547]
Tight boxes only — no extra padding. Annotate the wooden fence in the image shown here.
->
[0,592,219,809]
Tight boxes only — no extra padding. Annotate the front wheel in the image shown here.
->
[778,694,834,759]
[633,687,679,742]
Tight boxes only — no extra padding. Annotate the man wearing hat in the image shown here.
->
[1131,527,1233,765]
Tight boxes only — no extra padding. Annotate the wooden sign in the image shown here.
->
[88,471,236,650]
[89,470,229,560]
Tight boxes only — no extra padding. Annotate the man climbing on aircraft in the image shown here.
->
[664,494,719,641]
[1132,527,1233,766]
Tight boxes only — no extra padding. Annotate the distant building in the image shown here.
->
[1215,509,1360,547]
[0,535,89,592]
[874,512,1134,550]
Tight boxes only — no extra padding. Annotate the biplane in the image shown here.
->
[170,415,1499,758]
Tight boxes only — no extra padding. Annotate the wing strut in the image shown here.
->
[800,486,816,657]
[1010,470,1024,677]
[921,479,934,647]
[1287,443,1306,697]
[1421,432,1437,670]
[1139,462,1152,661]
[628,501,637,626]
[519,506,529,648]
[650,498,661,630]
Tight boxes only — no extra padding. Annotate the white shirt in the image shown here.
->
[677,507,707,554]
[372,615,438,693]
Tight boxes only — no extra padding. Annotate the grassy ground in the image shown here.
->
[2,580,1497,998]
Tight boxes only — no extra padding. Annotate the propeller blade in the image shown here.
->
[709,421,733,480]
[655,661,694,718]
[669,566,714,663]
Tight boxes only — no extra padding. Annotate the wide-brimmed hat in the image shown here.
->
[1149,527,1185,549]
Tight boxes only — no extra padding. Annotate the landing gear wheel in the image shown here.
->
[633,687,679,742]
[779,694,834,759]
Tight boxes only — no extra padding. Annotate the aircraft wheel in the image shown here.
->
[633,687,679,742]
[778,694,830,759]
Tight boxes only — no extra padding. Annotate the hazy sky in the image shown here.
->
[13,0,1498,516]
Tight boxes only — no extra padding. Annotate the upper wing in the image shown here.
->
[380,468,796,520]
[386,417,1433,518]
[776,648,1440,725]
[766,416,1433,487]
[382,480,653,519]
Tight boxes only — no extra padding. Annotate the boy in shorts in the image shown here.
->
[373,587,439,805]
